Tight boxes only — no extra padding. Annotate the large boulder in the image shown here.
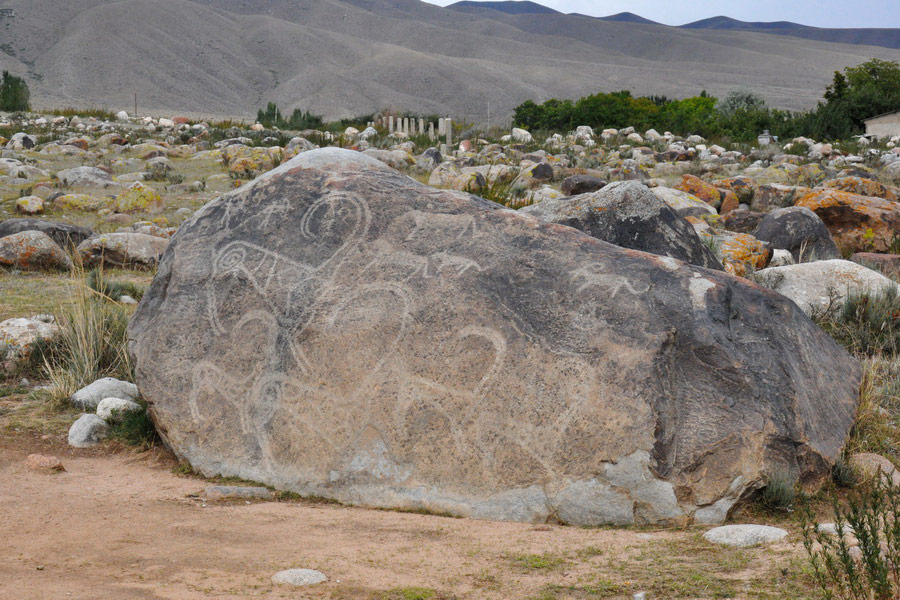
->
[77,232,169,269]
[0,231,72,271]
[129,148,861,527]
[795,189,900,254]
[753,207,840,263]
[752,260,900,316]
[521,181,722,270]
[0,218,94,248]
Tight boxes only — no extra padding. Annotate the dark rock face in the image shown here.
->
[521,181,723,270]
[753,207,840,263]
[722,209,766,234]
[0,218,94,249]
[129,149,861,527]
[562,174,606,196]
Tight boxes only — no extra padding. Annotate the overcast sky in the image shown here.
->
[422,0,900,29]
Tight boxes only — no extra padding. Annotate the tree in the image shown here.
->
[0,70,30,112]
[823,58,900,133]
[718,90,766,116]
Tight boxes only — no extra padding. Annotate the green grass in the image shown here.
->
[510,553,567,571]
[814,287,899,357]
[106,400,159,450]
[383,588,438,600]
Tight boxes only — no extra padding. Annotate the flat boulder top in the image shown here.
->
[129,148,860,526]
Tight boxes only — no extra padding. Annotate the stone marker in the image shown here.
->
[130,148,860,526]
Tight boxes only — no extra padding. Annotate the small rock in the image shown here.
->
[70,377,139,410]
[25,454,65,473]
[848,453,900,485]
[119,295,138,305]
[271,568,327,587]
[96,397,143,421]
[204,486,275,501]
[703,524,788,547]
[15,196,44,215]
[68,414,110,448]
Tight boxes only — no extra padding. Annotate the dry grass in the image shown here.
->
[846,357,900,465]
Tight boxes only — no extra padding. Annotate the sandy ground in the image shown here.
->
[0,434,805,600]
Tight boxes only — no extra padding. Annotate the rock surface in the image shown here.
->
[795,189,900,254]
[0,218,94,248]
[71,377,140,410]
[96,397,143,422]
[752,207,840,263]
[77,232,169,269]
[752,259,900,316]
[129,149,861,526]
[271,569,327,586]
[521,181,723,270]
[703,525,788,547]
[0,231,72,271]
[205,486,276,500]
[68,414,110,448]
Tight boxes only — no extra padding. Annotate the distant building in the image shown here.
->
[864,110,900,138]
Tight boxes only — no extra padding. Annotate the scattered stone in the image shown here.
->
[0,219,94,248]
[0,315,59,371]
[561,174,605,196]
[651,187,717,219]
[15,196,44,215]
[752,206,840,263]
[848,453,900,485]
[70,377,139,410]
[57,166,116,188]
[752,259,899,316]
[271,569,327,587]
[113,181,165,213]
[68,414,110,448]
[77,232,169,269]
[129,148,861,526]
[703,525,788,547]
[96,397,143,422]
[0,231,72,271]
[205,486,275,500]
[796,189,900,254]
[522,181,722,269]
[25,454,65,473]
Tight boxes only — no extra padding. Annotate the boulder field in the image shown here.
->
[129,149,861,526]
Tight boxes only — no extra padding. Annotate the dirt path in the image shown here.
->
[0,435,808,600]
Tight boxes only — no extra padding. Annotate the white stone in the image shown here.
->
[511,128,533,143]
[703,524,788,547]
[116,111,130,122]
[70,377,139,410]
[96,397,143,421]
[68,414,110,448]
[753,259,900,316]
[769,249,795,267]
[271,569,327,586]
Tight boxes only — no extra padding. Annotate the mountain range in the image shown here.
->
[0,0,897,121]
[448,1,900,49]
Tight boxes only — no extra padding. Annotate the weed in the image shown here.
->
[107,400,159,450]
[42,270,132,405]
[832,458,860,489]
[845,358,899,464]
[86,268,145,302]
[510,553,567,570]
[800,475,899,600]
[813,287,899,357]
[382,587,438,600]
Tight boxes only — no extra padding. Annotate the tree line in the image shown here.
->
[512,59,900,142]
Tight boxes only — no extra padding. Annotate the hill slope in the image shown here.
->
[0,0,898,121]
[681,16,900,49]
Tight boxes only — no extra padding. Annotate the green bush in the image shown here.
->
[801,475,899,600]
[814,287,899,357]
[759,471,797,513]
[107,401,160,450]
[86,268,146,302]
[0,70,30,112]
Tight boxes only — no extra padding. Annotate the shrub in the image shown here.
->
[0,70,30,112]
[800,475,899,600]
[759,471,797,513]
[86,268,145,302]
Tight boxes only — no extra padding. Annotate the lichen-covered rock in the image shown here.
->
[15,196,44,215]
[428,164,485,191]
[751,184,811,212]
[651,187,717,219]
[77,232,169,269]
[714,176,756,204]
[0,231,72,271]
[522,181,722,270]
[675,174,722,208]
[129,149,860,527]
[820,176,899,202]
[57,166,115,188]
[53,193,107,211]
[0,315,58,371]
[113,181,164,213]
[702,231,772,277]
[753,207,840,263]
[722,209,765,234]
[795,189,900,254]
